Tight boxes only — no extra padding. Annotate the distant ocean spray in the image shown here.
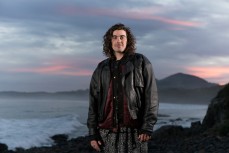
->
[0,98,208,150]
[0,115,86,150]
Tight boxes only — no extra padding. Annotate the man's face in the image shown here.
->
[111,30,127,54]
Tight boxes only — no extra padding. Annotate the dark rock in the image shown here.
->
[191,121,201,128]
[0,143,8,152]
[51,134,68,146]
[152,125,185,139]
[202,83,229,129]
[189,121,204,135]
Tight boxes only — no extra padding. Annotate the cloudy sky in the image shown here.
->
[0,0,229,92]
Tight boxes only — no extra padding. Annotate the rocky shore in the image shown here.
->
[1,84,228,153]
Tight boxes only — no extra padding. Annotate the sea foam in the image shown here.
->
[0,114,86,150]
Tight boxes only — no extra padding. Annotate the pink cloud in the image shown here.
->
[59,70,92,76]
[58,6,202,27]
[186,66,229,85]
[12,65,68,73]
[121,11,201,27]
[9,65,93,76]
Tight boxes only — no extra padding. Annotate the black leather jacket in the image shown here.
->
[87,53,158,136]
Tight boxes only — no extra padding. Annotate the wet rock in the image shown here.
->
[51,134,68,146]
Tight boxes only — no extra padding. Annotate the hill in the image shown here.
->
[157,73,222,104]
[157,72,218,89]
[0,89,89,100]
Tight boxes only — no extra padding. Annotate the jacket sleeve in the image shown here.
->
[87,66,100,136]
[140,56,159,134]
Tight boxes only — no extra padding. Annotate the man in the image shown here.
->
[87,23,158,153]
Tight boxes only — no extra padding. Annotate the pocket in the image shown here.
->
[134,62,144,109]
[134,67,144,88]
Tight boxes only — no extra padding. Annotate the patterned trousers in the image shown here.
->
[99,127,148,153]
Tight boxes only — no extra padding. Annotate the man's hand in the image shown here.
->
[138,133,151,142]
[90,140,102,152]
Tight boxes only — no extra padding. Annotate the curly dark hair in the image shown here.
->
[103,23,136,59]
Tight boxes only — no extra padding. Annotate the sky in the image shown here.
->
[0,0,229,92]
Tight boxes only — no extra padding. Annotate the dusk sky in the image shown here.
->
[0,0,229,92]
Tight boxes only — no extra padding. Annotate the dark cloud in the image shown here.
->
[0,0,228,91]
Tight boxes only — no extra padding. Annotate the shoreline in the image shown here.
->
[1,123,229,153]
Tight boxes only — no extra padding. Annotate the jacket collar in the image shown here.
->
[110,54,135,76]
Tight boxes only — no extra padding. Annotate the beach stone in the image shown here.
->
[51,134,68,146]
[191,121,201,128]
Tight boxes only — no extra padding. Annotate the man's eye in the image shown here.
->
[112,35,126,40]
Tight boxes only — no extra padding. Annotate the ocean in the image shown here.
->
[0,98,208,150]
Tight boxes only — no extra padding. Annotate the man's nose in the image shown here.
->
[116,36,122,42]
